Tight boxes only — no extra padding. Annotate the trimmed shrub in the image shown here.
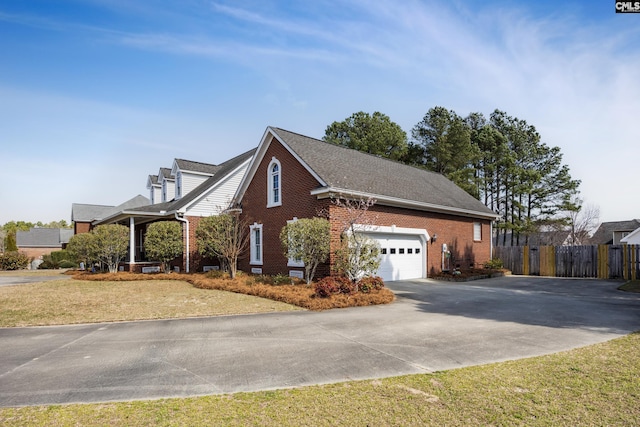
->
[38,254,59,269]
[484,259,504,270]
[0,251,30,270]
[358,276,385,293]
[313,277,341,298]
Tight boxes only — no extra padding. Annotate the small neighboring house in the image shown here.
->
[590,220,640,245]
[620,226,640,245]
[234,127,500,282]
[89,149,255,272]
[16,228,74,260]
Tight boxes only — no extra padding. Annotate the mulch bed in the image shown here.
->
[72,271,395,311]
[430,269,509,282]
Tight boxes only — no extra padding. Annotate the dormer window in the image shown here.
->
[150,188,155,204]
[162,180,167,202]
[267,157,282,208]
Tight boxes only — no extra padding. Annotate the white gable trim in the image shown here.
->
[234,127,326,203]
[620,226,640,244]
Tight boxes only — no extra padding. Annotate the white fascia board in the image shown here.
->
[234,127,327,203]
[170,160,180,177]
[183,170,215,178]
[93,210,174,226]
[352,224,430,242]
[311,187,501,221]
[233,127,274,203]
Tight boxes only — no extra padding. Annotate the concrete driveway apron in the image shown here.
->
[1,276,639,406]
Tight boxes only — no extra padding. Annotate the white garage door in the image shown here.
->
[364,233,424,282]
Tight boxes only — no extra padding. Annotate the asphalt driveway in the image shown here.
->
[1,276,639,407]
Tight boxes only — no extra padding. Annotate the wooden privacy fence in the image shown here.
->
[494,245,640,280]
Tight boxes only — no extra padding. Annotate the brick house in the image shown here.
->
[16,228,74,260]
[234,127,500,281]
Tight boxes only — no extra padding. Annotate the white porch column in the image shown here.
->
[129,217,136,265]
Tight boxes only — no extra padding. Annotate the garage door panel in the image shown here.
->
[364,233,424,282]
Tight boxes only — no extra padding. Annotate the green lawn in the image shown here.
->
[2,332,638,426]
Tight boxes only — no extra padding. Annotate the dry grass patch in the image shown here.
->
[2,333,638,426]
[0,269,71,277]
[0,279,302,327]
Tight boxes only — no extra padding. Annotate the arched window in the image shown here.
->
[267,157,282,207]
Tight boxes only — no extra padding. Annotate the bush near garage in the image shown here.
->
[0,251,30,270]
[73,271,395,310]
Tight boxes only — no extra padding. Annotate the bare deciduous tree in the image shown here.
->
[196,212,249,279]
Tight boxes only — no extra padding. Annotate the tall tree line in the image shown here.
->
[324,108,581,246]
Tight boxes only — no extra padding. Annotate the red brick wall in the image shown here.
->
[74,222,91,234]
[238,136,330,276]
[238,135,493,278]
[182,216,220,273]
[18,247,60,260]
[329,204,492,276]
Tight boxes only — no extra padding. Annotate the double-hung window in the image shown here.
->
[250,223,263,265]
[267,158,282,207]
[175,171,182,199]
[473,222,482,241]
[286,218,304,267]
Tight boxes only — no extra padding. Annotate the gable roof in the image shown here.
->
[159,167,173,181]
[147,174,160,189]
[591,219,640,244]
[17,228,74,247]
[237,127,499,220]
[96,149,255,223]
[173,159,220,176]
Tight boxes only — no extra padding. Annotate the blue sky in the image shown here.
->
[1,0,638,226]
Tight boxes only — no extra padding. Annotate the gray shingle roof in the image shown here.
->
[159,167,173,181]
[175,159,220,175]
[72,195,150,223]
[71,203,114,222]
[270,127,497,218]
[17,228,74,247]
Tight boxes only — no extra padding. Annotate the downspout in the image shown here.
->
[175,212,189,273]
[490,221,494,260]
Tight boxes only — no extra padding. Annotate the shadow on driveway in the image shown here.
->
[386,276,640,334]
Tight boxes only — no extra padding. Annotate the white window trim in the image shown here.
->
[250,223,263,265]
[162,180,167,202]
[267,157,282,208]
[175,171,182,199]
[473,222,482,241]
[286,217,305,268]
